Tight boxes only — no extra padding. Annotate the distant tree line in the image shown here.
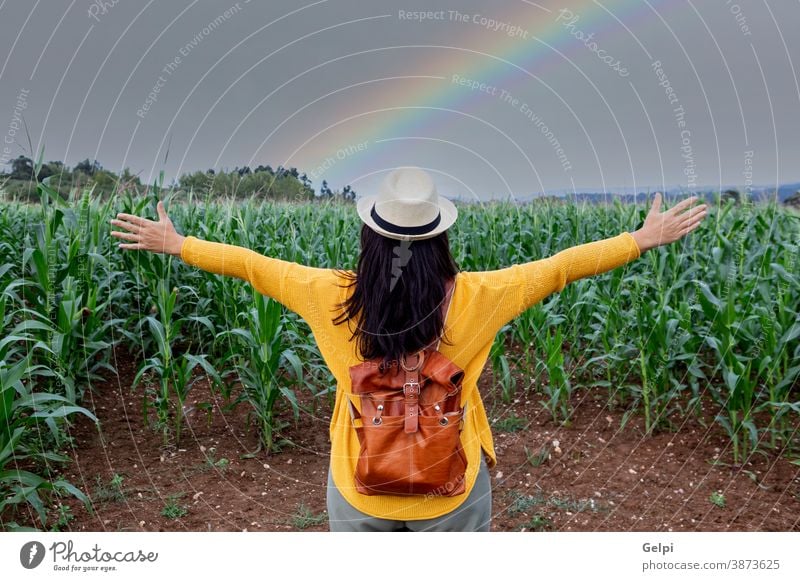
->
[722,188,800,209]
[0,155,357,203]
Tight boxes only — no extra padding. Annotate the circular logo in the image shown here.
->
[20,541,46,569]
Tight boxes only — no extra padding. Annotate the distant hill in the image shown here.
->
[776,182,800,202]
[468,183,800,205]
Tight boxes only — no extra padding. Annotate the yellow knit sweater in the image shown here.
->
[180,230,642,520]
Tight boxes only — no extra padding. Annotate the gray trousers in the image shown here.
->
[326,451,492,531]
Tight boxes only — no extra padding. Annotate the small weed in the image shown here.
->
[49,504,75,532]
[195,401,215,427]
[492,413,526,433]
[549,496,600,512]
[184,448,231,475]
[93,473,125,503]
[161,494,188,519]
[508,491,548,515]
[203,447,230,470]
[506,489,607,522]
[524,444,551,467]
[290,503,328,529]
[709,491,726,508]
[517,513,554,531]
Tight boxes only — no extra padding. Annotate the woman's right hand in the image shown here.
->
[631,192,708,253]
[110,200,186,256]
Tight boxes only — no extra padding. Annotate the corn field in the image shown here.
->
[1,176,798,531]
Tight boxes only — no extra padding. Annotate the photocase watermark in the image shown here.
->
[307,140,369,183]
[20,541,45,569]
[450,74,572,172]
[423,472,466,499]
[360,359,404,370]
[87,0,121,23]
[675,107,697,188]
[397,9,529,39]
[724,0,752,37]
[742,150,754,194]
[748,245,797,362]
[20,539,158,572]
[1,87,29,167]
[137,75,168,120]
[390,239,413,292]
[510,97,572,173]
[136,1,250,119]
[76,194,91,284]
[556,8,629,77]
[651,59,697,188]
[449,10,529,39]
[451,73,500,96]
[722,195,754,302]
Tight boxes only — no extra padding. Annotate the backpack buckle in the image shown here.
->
[403,382,420,433]
[403,382,420,397]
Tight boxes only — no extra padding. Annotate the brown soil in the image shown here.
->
[14,345,800,532]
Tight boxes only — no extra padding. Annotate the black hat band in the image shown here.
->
[370,202,441,235]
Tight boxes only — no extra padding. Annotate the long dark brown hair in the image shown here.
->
[331,223,460,370]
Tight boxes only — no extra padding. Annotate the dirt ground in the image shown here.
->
[15,345,800,532]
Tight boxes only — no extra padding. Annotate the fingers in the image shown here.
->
[118,243,144,250]
[115,213,150,227]
[677,203,708,224]
[681,215,703,232]
[110,229,139,241]
[157,200,168,221]
[648,192,662,214]
[680,219,703,236]
[667,195,700,216]
[679,209,707,234]
[110,218,141,233]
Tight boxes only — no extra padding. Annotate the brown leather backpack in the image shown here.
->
[347,278,468,497]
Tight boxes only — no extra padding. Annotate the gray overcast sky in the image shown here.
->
[1,0,798,201]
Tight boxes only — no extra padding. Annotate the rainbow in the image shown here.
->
[296,0,672,193]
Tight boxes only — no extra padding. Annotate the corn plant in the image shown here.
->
[539,324,572,426]
[132,280,222,446]
[215,289,311,456]
[513,303,564,396]
[489,325,516,404]
[0,347,96,530]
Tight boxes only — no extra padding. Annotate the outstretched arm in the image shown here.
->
[110,201,324,323]
[516,192,707,311]
[514,229,641,311]
[464,192,708,325]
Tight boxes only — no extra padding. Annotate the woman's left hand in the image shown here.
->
[110,200,185,256]
[632,192,708,253]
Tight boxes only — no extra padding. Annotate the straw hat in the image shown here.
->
[356,167,458,241]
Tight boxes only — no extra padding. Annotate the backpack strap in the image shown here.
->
[400,350,424,433]
[400,278,454,433]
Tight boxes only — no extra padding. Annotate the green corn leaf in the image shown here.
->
[29,405,99,422]
[780,322,800,344]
